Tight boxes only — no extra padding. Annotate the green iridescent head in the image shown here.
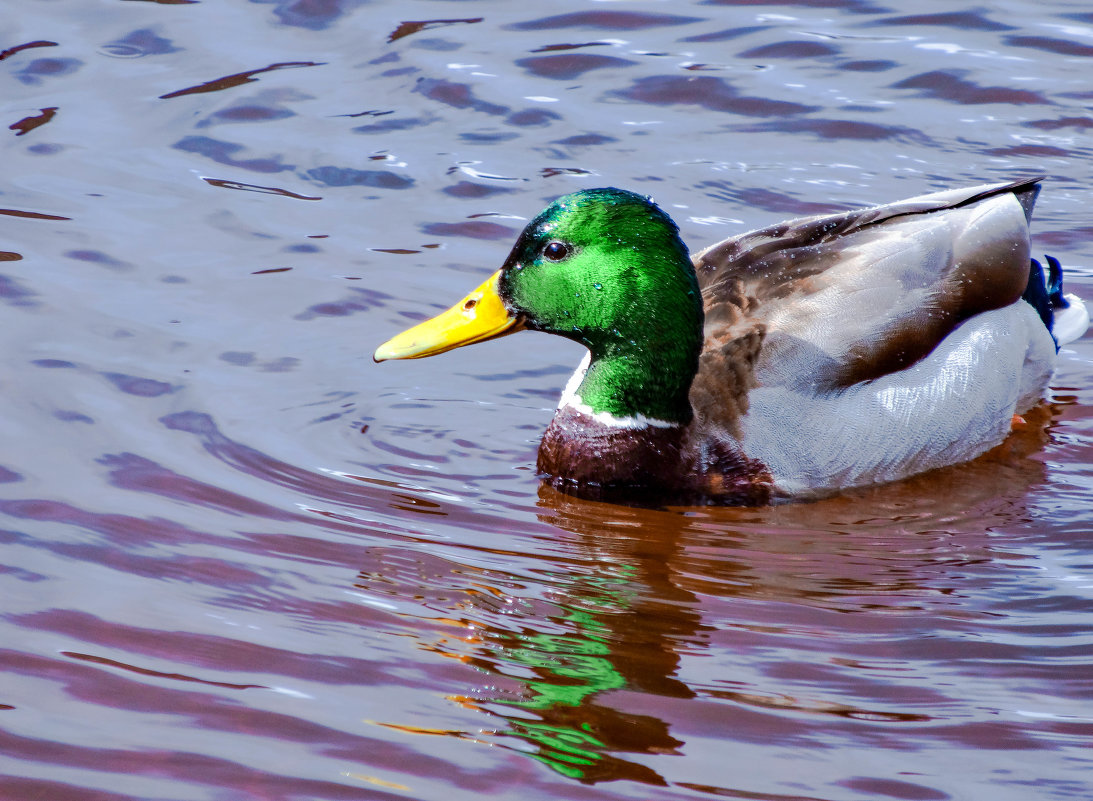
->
[498,189,703,423]
[374,188,704,424]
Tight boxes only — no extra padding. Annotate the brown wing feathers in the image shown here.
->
[687,179,1040,425]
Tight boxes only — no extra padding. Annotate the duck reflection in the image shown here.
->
[461,498,702,783]
[356,402,1057,786]
[357,490,698,784]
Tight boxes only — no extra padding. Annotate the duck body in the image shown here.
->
[375,178,1087,505]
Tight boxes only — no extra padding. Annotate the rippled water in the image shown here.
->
[3,2,1093,799]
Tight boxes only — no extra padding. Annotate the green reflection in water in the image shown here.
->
[461,562,683,785]
[509,606,627,709]
[493,608,627,778]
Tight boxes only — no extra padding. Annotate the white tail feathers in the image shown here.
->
[1054,293,1089,347]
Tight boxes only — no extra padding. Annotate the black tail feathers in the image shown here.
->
[1043,254,1069,309]
[1025,254,1071,350]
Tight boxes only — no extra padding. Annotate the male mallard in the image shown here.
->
[374,178,1087,504]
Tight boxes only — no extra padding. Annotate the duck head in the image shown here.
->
[374,188,704,426]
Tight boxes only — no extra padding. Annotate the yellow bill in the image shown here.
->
[373,270,524,362]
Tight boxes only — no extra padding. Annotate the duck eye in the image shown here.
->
[542,241,571,262]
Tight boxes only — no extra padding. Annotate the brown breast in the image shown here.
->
[536,405,773,506]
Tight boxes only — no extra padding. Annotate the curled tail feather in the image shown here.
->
[1026,255,1088,349]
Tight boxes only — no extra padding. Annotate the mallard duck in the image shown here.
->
[374,178,1088,504]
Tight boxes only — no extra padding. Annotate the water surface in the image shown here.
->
[3,1,1093,799]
